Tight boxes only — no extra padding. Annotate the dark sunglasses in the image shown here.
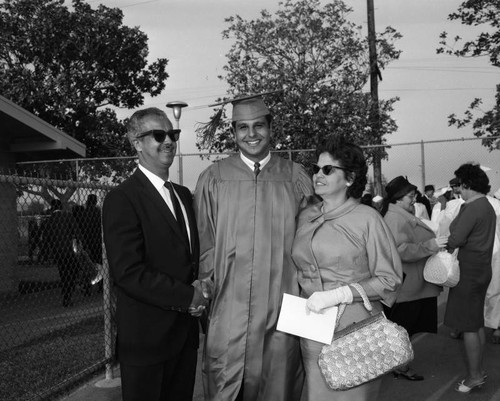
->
[312,164,349,175]
[136,129,181,143]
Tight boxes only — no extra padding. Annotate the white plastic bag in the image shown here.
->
[423,249,460,287]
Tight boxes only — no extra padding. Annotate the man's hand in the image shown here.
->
[189,281,210,317]
[199,279,214,300]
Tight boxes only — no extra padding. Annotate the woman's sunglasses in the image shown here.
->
[136,129,181,143]
[312,164,349,175]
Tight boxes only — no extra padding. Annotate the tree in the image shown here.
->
[1,0,168,201]
[437,0,500,150]
[0,0,168,159]
[196,0,401,167]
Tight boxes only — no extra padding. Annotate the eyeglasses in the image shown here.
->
[136,129,181,143]
[312,164,349,175]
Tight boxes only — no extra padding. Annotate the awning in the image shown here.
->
[0,95,86,162]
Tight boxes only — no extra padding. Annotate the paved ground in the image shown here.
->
[59,290,500,401]
[58,332,500,401]
[0,281,103,352]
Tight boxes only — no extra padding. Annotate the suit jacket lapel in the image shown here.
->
[133,170,191,251]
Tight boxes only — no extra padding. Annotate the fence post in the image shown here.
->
[420,140,426,191]
[75,160,81,205]
[95,251,121,388]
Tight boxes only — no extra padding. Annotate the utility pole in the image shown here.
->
[367,0,382,196]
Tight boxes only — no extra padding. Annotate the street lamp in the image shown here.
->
[166,101,188,185]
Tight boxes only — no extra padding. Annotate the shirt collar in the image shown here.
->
[240,152,271,171]
[138,164,170,191]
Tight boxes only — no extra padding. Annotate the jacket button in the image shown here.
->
[310,264,316,271]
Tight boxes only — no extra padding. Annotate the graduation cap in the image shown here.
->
[195,90,282,148]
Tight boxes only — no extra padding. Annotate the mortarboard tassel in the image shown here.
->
[195,106,225,149]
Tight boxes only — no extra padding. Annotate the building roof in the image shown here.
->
[0,94,86,161]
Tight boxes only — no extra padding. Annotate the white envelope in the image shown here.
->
[277,293,338,344]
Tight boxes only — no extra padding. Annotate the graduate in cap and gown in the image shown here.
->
[194,94,314,401]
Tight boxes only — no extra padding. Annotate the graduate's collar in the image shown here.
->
[240,152,271,171]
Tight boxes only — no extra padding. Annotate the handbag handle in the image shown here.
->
[335,283,374,327]
[350,283,373,312]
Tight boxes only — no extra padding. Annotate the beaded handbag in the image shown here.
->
[318,283,414,391]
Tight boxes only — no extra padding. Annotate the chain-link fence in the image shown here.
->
[366,136,500,196]
[0,174,115,401]
[174,137,499,196]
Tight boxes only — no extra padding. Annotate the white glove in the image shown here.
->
[306,286,353,313]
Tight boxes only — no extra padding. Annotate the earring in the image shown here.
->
[346,183,351,187]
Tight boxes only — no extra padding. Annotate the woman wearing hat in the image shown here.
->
[381,176,448,381]
[291,137,403,400]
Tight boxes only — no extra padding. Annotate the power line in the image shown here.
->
[386,66,498,75]
[84,0,160,7]
[120,0,160,9]
[381,87,495,92]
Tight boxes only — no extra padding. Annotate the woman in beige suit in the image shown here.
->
[292,136,403,401]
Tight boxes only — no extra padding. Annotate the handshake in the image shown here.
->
[189,279,214,317]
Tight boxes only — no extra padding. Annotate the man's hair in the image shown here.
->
[126,107,170,145]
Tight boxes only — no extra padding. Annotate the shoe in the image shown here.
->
[450,329,463,339]
[393,367,424,381]
[455,378,485,393]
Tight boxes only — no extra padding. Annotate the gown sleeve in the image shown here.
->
[293,163,314,209]
[193,167,218,282]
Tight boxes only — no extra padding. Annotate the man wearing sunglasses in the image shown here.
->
[194,95,314,401]
[102,107,207,401]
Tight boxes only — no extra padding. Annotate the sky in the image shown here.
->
[74,0,499,193]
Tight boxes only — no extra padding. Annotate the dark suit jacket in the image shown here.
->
[102,168,200,366]
[44,210,81,264]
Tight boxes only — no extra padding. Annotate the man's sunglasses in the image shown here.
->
[136,129,181,143]
[312,164,350,175]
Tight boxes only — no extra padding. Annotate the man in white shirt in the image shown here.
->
[103,107,207,401]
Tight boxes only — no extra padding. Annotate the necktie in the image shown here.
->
[165,182,189,242]
[254,162,261,177]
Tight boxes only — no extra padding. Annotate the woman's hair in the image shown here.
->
[315,136,368,199]
[454,163,490,194]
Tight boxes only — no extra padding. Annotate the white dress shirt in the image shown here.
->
[138,165,191,245]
